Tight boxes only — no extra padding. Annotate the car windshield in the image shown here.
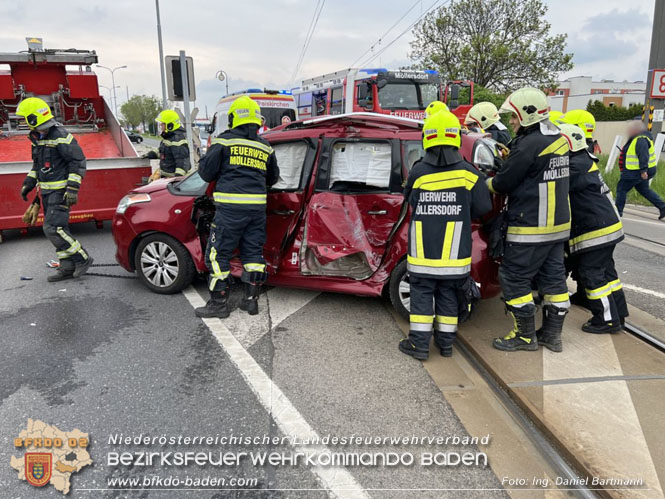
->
[172,171,208,194]
[377,82,439,111]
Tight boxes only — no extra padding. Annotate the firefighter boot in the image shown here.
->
[195,287,230,319]
[492,306,538,352]
[73,256,94,278]
[434,333,455,357]
[47,268,74,282]
[399,338,429,360]
[537,305,568,352]
[239,283,260,316]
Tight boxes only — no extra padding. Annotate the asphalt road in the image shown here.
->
[0,225,505,499]
[617,207,665,321]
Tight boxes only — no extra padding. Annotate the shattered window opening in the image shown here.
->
[329,141,392,191]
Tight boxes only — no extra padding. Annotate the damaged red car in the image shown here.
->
[112,113,502,318]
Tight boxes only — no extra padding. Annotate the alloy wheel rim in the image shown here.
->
[140,241,179,287]
[398,273,411,312]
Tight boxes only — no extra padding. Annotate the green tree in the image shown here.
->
[120,95,162,134]
[410,0,573,92]
[586,100,644,122]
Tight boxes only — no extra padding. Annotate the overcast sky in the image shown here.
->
[0,0,656,119]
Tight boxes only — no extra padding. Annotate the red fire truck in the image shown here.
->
[292,68,442,120]
[0,40,151,241]
[292,68,475,122]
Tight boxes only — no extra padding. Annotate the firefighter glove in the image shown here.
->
[20,185,32,201]
[22,202,40,226]
[64,188,79,207]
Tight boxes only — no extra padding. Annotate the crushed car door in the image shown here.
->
[264,139,317,270]
[301,138,403,279]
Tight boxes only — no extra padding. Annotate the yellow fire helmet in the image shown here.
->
[424,100,449,118]
[499,87,549,127]
[16,97,54,129]
[549,110,564,124]
[562,109,595,139]
[422,110,462,150]
[464,101,500,129]
[228,95,262,128]
[558,124,587,153]
[155,109,181,131]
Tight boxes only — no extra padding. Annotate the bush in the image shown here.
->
[586,100,644,122]
[597,154,665,207]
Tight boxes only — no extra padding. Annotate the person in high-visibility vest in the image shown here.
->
[399,110,492,360]
[487,87,571,353]
[616,120,665,220]
[16,97,93,282]
[195,96,280,318]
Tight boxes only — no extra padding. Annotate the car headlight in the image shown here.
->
[116,193,151,214]
[473,139,496,169]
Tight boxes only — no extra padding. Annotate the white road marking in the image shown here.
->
[622,283,665,300]
[267,288,320,330]
[182,287,369,499]
[623,216,665,227]
[220,288,320,349]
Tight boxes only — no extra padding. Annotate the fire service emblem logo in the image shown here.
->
[25,453,52,487]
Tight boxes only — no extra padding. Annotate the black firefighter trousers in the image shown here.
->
[499,242,570,315]
[204,205,267,292]
[577,244,628,325]
[408,276,465,351]
[43,192,89,272]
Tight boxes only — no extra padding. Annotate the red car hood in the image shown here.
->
[130,177,178,194]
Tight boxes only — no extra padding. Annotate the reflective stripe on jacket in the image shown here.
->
[488,124,571,245]
[22,123,86,195]
[159,128,191,176]
[198,125,280,209]
[568,150,624,254]
[403,148,492,279]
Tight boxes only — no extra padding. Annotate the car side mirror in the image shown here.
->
[376,78,387,89]
[205,124,214,134]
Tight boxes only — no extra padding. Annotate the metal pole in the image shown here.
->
[156,0,168,109]
[644,0,665,135]
[179,50,195,168]
[111,70,118,118]
[226,78,229,96]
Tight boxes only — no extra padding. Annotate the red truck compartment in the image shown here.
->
[0,44,152,237]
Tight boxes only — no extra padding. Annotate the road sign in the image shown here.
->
[649,69,665,98]
[165,55,195,101]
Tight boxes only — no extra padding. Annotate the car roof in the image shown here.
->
[269,112,424,134]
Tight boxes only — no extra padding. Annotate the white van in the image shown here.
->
[208,89,297,140]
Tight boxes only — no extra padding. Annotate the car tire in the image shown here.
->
[137,137,143,143]
[388,260,410,321]
[134,233,195,294]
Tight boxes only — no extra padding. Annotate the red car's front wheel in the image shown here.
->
[135,233,196,294]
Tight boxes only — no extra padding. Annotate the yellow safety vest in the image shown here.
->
[625,135,656,170]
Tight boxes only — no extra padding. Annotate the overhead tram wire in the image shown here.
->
[349,0,422,68]
[358,0,449,68]
[290,0,326,84]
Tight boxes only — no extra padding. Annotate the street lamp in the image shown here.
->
[216,70,229,96]
[99,85,119,106]
[96,65,127,118]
